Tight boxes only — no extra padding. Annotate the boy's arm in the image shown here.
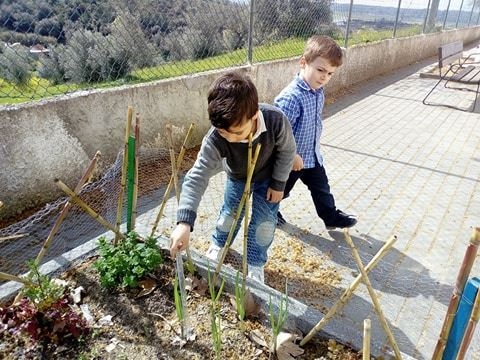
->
[274,94,301,128]
[270,114,296,191]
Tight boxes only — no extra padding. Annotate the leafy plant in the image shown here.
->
[21,259,65,311]
[269,280,289,356]
[173,276,184,322]
[207,264,225,360]
[94,231,163,289]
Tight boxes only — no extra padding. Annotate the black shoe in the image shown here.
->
[277,211,287,226]
[325,210,357,229]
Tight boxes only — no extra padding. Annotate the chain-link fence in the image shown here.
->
[0,0,478,104]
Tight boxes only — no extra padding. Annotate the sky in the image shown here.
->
[333,0,470,11]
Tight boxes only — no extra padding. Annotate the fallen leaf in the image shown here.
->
[249,329,269,348]
[136,278,157,298]
[275,332,304,360]
[193,277,208,296]
[244,289,260,318]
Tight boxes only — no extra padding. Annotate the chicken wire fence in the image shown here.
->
[1,0,479,103]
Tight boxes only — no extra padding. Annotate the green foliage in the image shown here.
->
[173,276,184,322]
[21,259,65,311]
[234,270,246,322]
[207,264,225,360]
[0,46,31,85]
[94,232,163,289]
[269,281,289,355]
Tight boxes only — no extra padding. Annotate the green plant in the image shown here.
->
[234,270,246,322]
[207,265,225,360]
[21,259,65,311]
[173,276,184,322]
[94,231,163,289]
[269,281,289,355]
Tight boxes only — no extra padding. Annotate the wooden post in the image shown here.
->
[115,106,133,244]
[130,113,140,230]
[35,151,101,264]
[432,227,480,359]
[55,179,124,240]
[300,235,397,345]
[150,123,195,237]
[363,319,371,360]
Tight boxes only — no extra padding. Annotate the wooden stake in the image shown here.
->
[0,271,30,284]
[55,179,124,240]
[35,151,101,264]
[363,319,371,360]
[115,106,133,244]
[242,133,254,283]
[0,233,29,242]
[150,123,195,237]
[342,230,402,359]
[456,275,480,359]
[301,235,397,345]
[432,227,480,360]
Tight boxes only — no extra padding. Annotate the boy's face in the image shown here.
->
[217,111,258,143]
[300,56,338,90]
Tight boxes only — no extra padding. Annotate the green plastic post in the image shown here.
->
[126,136,136,232]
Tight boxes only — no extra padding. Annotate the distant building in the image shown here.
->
[29,44,50,54]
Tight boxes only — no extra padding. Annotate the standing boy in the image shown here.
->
[169,71,296,283]
[274,35,357,229]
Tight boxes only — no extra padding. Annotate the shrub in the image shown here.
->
[0,46,31,85]
[94,232,163,289]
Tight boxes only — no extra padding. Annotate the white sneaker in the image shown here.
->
[247,265,265,284]
[205,243,222,262]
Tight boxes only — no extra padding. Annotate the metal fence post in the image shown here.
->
[345,0,354,48]
[247,0,255,64]
[443,0,452,29]
[456,0,465,28]
[468,0,476,27]
[422,0,432,33]
[476,4,480,25]
[393,0,402,38]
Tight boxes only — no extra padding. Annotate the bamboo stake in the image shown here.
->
[432,227,480,360]
[242,133,254,283]
[115,106,133,244]
[150,123,195,237]
[212,143,261,287]
[55,179,124,240]
[301,235,397,346]
[0,201,3,209]
[165,123,195,269]
[363,319,371,360]
[456,280,480,359]
[130,113,140,230]
[0,233,29,242]
[342,230,402,359]
[0,271,30,284]
[35,151,101,264]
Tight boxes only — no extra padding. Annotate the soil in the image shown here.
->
[0,249,364,360]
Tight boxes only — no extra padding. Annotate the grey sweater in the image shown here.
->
[177,103,296,228]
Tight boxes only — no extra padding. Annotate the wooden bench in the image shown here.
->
[422,41,480,112]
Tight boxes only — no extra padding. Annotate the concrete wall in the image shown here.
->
[1,27,480,220]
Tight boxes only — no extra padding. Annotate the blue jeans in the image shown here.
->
[212,177,279,266]
[283,160,337,223]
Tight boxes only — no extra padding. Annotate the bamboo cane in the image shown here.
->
[0,201,3,209]
[55,179,124,240]
[242,133,254,283]
[342,230,402,359]
[0,271,31,284]
[115,106,133,244]
[300,235,397,346]
[432,227,480,360]
[150,123,195,237]
[130,114,140,230]
[456,281,480,359]
[0,233,29,242]
[363,319,371,360]
[164,123,195,269]
[35,151,101,264]
[212,143,261,287]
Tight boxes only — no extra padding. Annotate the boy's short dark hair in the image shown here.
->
[207,71,259,130]
[303,35,343,67]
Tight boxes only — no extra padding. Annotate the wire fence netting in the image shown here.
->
[1,0,479,103]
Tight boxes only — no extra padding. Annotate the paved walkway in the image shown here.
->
[275,53,480,358]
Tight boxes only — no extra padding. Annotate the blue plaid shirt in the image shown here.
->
[274,74,324,168]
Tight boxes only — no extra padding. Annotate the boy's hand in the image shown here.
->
[292,154,304,171]
[169,222,191,258]
[266,188,284,203]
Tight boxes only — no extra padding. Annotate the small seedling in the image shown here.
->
[234,270,247,322]
[269,280,289,356]
[207,263,225,360]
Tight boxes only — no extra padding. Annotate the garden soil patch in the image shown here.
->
[1,249,364,360]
